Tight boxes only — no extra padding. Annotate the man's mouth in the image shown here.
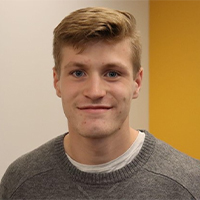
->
[77,105,112,113]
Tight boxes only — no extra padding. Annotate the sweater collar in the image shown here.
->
[54,130,156,185]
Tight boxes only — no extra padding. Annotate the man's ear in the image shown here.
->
[53,68,61,98]
[132,68,143,99]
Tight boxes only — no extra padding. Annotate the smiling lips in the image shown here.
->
[78,105,112,113]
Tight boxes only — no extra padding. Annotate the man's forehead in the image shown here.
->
[61,38,132,54]
[60,38,133,72]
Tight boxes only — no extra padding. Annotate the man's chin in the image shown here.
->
[79,127,115,139]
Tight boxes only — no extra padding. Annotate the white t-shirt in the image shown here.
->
[66,131,145,173]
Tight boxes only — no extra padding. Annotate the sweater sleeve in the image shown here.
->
[0,135,62,200]
[0,183,6,199]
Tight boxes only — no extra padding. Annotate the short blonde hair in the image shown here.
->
[53,7,141,76]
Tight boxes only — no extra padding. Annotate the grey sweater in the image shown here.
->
[0,131,200,199]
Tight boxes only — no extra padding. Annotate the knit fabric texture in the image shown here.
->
[0,130,200,199]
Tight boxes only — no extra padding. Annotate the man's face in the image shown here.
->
[54,38,142,139]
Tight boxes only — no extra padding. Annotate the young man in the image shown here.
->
[0,7,200,200]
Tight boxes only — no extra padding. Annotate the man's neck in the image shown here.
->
[64,127,138,165]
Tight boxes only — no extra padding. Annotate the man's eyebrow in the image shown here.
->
[63,61,128,70]
[102,63,130,73]
[103,63,127,69]
[63,62,87,69]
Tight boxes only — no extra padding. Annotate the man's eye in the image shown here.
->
[106,71,119,78]
[72,70,85,77]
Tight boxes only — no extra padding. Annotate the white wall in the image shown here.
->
[0,0,149,180]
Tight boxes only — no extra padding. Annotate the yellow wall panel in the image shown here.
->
[149,1,200,159]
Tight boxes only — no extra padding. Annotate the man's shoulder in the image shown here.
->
[0,134,65,198]
[144,131,200,197]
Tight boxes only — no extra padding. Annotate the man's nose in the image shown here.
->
[82,75,106,100]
